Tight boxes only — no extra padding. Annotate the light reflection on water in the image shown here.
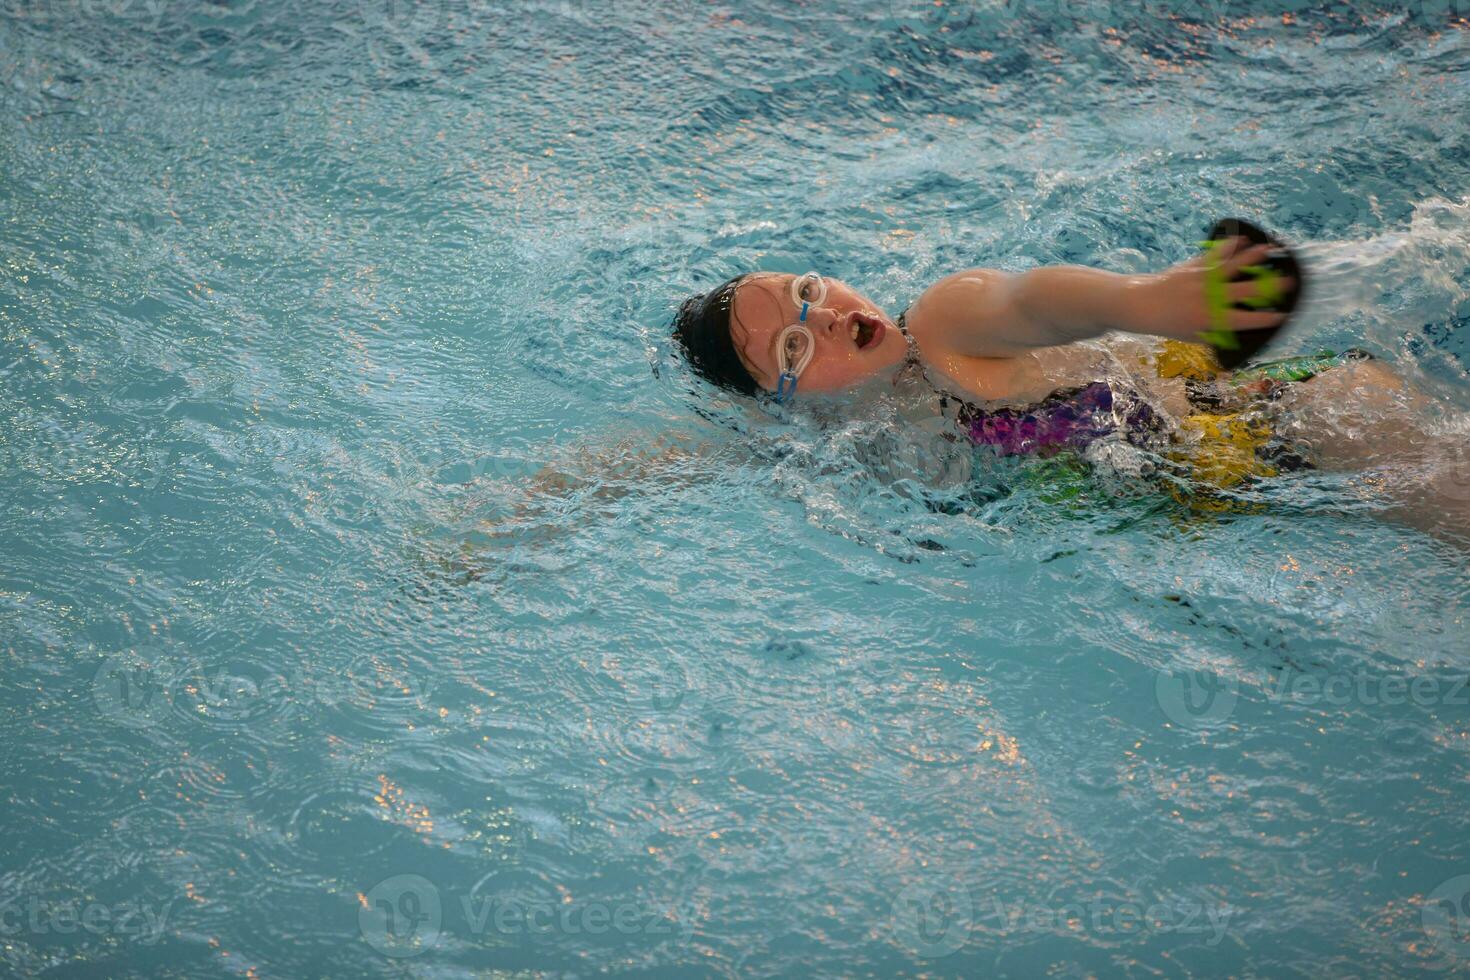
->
[1,1,1469,976]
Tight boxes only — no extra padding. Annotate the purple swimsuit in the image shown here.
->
[894,310,1159,456]
[958,381,1158,456]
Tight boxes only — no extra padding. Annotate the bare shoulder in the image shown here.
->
[899,270,1036,403]
[902,268,1012,353]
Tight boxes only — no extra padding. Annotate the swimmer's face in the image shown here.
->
[729,273,908,394]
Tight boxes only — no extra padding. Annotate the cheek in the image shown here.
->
[802,343,878,390]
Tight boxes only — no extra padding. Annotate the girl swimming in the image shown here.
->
[670,229,1470,541]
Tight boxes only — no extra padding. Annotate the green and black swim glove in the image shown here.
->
[1198,217,1307,370]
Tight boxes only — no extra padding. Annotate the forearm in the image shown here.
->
[1006,266,1149,346]
[909,266,1149,358]
[912,240,1291,359]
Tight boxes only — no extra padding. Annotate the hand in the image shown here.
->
[1123,237,1296,342]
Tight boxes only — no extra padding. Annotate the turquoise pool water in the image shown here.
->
[3,0,1470,975]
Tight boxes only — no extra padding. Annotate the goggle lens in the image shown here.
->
[774,272,826,404]
[790,272,828,310]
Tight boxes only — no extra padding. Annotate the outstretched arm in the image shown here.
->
[905,238,1292,358]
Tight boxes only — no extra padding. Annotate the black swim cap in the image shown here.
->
[670,274,761,398]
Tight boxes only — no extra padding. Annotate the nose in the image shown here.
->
[804,304,840,337]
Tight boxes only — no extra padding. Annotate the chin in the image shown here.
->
[872,327,908,365]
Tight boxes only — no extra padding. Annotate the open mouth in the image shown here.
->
[848,312,885,352]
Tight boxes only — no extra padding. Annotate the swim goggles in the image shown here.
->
[774,272,827,403]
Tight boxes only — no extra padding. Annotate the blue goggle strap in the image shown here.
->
[776,302,812,403]
[775,371,799,403]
